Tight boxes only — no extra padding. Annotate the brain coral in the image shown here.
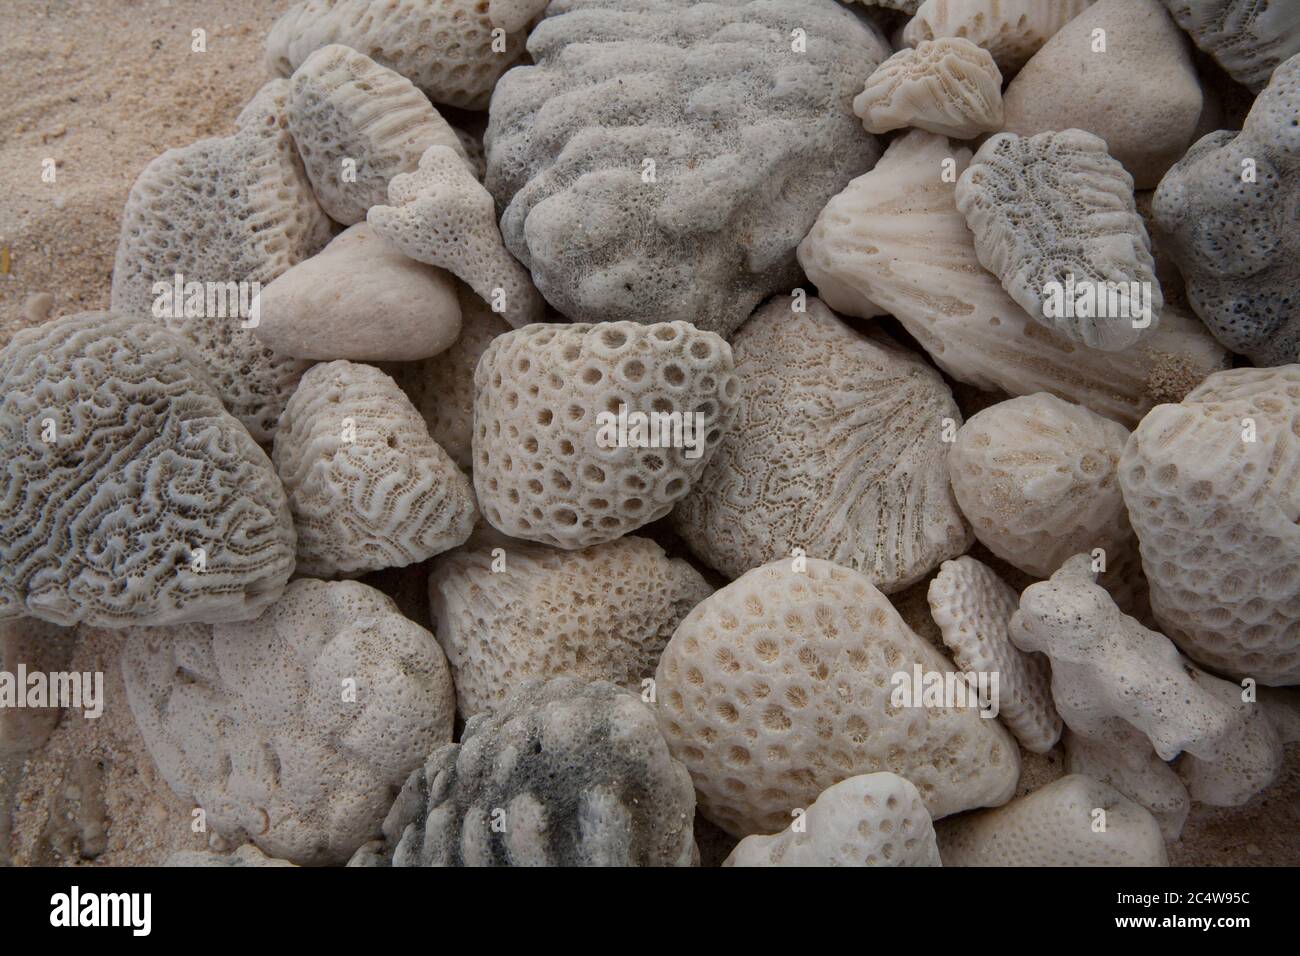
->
[121,579,456,865]
[287,45,471,225]
[0,312,295,628]
[1118,366,1300,684]
[485,0,889,335]
[266,0,537,110]
[854,38,1003,139]
[428,535,713,717]
[904,0,1096,72]
[948,393,1135,580]
[360,678,698,866]
[797,131,1228,426]
[1153,53,1300,367]
[724,773,942,867]
[955,129,1164,351]
[473,321,739,549]
[656,558,1020,837]
[673,297,971,593]
[273,361,477,578]
[111,80,333,442]
[936,775,1169,866]
[1162,0,1300,91]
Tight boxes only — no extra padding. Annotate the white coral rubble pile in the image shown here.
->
[2,0,1296,871]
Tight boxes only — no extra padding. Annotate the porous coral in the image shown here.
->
[656,558,1020,837]
[1118,366,1300,684]
[0,313,295,627]
[674,298,971,592]
[1153,52,1300,366]
[903,0,1096,72]
[428,535,713,717]
[287,45,470,225]
[121,579,456,865]
[1162,0,1300,91]
[927,557,1062,752]
[854,38,1003,139]
[724,773,942,866]
[368,145,544,329]
[473,321,738,548]
[266,0,536,110]
[273,361,477,578]
[111,80,333,442]
[797,130,1228,425]
[936,775,1169,866]
[358,678,698,866]
[948,393,1136,579]
[485,0,889,335]
[955,129,1164,351]
[165,846,296,867]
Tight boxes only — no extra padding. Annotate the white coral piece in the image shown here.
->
[797,130,1228,425]
[287,45,471,225]
[937,775,1169,866]
[0,313,295,627]
[854,38,1003,139]
[955,129,1163,351]
[724,773,942,867]
[111,81,333,441]
[656,558,1020,837]
[428,535,712,717]
[1162,0,1300,91]
[1118,366,1300,684]
[121,580,456,865]
[904,0,1096,72]
[928,557,1062,752]
[473,321,739,549]
[673,297,971,592]
[273,361,477,578]
[368,145,544,329]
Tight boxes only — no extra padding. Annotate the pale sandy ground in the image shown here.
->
[0,0,1296,866]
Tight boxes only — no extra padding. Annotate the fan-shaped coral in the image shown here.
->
[1162,0,1300,91]
[854,38,1003,139]
[903,0,1096,72]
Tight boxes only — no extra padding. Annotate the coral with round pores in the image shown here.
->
[356,678,698,866]
[936,775,1169,866]
[111,80,333,442]
[927,556,1062,753]
[0,313,295,628]
[472,321,739,549]
[1118,366,1300,685]
[797,131,1229,427]
[1152,53,1300,367]
[484,0,889,335]
[1162,0,1300,92]
[382,284,512,472]
[286,45,471,225]
[948,393,1136,580]
[674,298,971,592]
[903,0,1097,73]
[428,535,713,717]
[265,0,537,110]
[273,361,477,578]
[1011,555,1284,835]
[854,38,1003,139]
[121,579,457,865]
[955,129,1164,352]
[724,773,942,867]
[656,558,1020,837]
[368,145,544,329]
[253,223,463,361]
[1002,0,1204,191]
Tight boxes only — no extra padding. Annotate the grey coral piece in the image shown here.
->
[485,0,890,335]
[359,678,699,866]
[0,312,295,628]
[1153,52,1300,366]
[111,80,333,442]
[1162,0,1300,92]
[165,845,297,867]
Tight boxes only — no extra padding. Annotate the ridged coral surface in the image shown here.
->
[854,38,1003,139]
[1162,0,1300,91]
[485,0,889,335]
[903,0,1096,72]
